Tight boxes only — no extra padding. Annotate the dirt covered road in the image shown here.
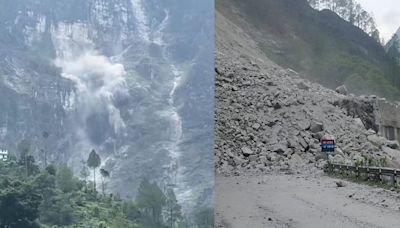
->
[215,174,400,228]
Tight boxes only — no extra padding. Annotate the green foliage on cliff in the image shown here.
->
[0,157,140,228]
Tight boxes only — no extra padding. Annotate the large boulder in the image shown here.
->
[335,85,348,95]
[241,146,254,156]
[382,146,399,158]
[386,140,399,149]
[288,154,304,168]
[354,118,365,129]
[310,121,324,133]
[298,120,311,130]
[272,144,288,154]
[297,81,310,90]
[367,134,387,147]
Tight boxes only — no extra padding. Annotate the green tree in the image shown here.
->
[56,165,77,193]
[17,140,39,177]
[45,164,57,176]
[42,131,49,167]
[35,171,75,226]
[100,168,110,195]
[17,139,31,158]
[164,189,182,228]
[122,200,141,222]
[0,180,42,228]
[194,207,213,228]
[87,149,101,191]
[136,179,166,227]
[80,159,90,184]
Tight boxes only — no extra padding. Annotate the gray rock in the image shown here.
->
[241,146,254,156]
[288,154,304,167]
[298,137,309,149]
[367,134,387,146]
[334,147,344,156]
[310,121,324,133]
[249,155,258,162]
[315,152,327,161]
[313,132,324,140]
[272,144,288,154]
[287,139,299,149]
[297,81,310,90]
[298,120,311,130]
[386,140,399,149]
[366,129,376,136]
[354,118,365,129]
[335,85,348,95]
[382,146,400,158]
[335,181,346,187]
[252,123,261,130]
[233,156,246,166]
[273,102,282,110]
[259,156,268,164]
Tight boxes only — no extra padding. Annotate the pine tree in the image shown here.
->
[136,179,166,227]
[80,160,90,184]
[100,168,110,195]
[42,131,49,167]
[87,149,101,191]
[164,189,182,228]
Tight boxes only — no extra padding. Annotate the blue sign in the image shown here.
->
[321,140,335,152]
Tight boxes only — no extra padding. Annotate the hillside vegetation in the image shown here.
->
[308,0,380,41]
[217,0,400,100]
[0,147,212,228]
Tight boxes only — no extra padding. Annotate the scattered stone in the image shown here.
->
[298,120,311,130]
[335,85,348,95]
[272,144,288,154]
[297,81,309,90]
[252,123,261,130]
[366,129,376,135]
[335,181,346,188]
[288,154,304,168]
[233,156,246,166]
[241,147,254,156]
[354,118,365,129]
[215,34,399,175]
[310,121,324,133]
[387,140,399,149]
[367,134,387,146]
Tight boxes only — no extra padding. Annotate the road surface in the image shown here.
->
[215,174,400,228]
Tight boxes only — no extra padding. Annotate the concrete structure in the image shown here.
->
[374,99,400,142]
[0,149,8,161]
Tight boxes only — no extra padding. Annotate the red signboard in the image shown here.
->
[321,139,335,144]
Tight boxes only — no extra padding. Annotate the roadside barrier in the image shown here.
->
[325,163,399,186]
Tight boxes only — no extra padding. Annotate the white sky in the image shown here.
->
[357,0,400,42]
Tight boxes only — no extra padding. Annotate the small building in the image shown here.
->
[374,99,400,142]
[0,149,8,161]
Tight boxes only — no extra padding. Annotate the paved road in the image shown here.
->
[215,174,400,228]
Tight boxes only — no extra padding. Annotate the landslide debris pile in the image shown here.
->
[215,13,400,175]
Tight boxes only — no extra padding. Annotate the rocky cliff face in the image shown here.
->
[0,0,214,212]
[215,11,400,176]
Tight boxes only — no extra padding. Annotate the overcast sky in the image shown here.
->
[357,0,400,42]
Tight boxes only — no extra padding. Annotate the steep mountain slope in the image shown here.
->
[0,0,214,213]
[386,28,400,56]
[216,0,400,100]
[215,7,400,227]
